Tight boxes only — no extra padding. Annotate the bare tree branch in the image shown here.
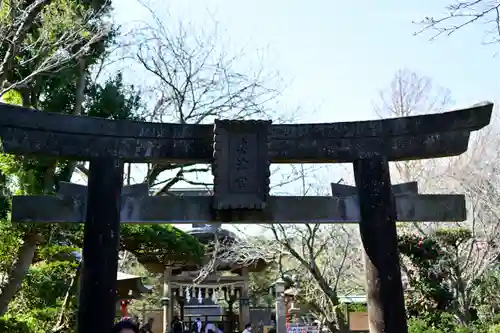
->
[0,0,109,96]
[415,0,500,43]
[119,1,285,192]
[194,167,363,332]
[375,69,454,233]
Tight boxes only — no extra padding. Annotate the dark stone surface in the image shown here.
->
[212,120,271,210]
[169,188,236,242]
[77,158,124,333]
[0,101,491,138]
[0,102,492,162]
[354,156,408,333]
[12,194,466,223]
[331,181,418,197]
[9,182,148,226]
[0,127,213,162]
[167,188,220,230]
[58,181,148,198]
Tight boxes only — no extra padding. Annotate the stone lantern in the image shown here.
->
[273,278,287,333]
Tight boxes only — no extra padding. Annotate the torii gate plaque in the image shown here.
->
[0,101,493,333]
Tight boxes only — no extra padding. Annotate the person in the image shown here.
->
[204,321,215,333]
[192,318,202,333]
[242,323,252,333]
[171,316,183,333]
[139,317,154,333]
[111,320,140,333]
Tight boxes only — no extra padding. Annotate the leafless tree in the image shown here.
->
[374,69,452,119]
[193,235,275,285]
[0,0,108,98]
[197,166,364,333]
[200,224,363,333]
[374,69,453,186]
[117,0,285,194]
[415,0,500,43]
[377,69,500,324]
[270,224,364,333]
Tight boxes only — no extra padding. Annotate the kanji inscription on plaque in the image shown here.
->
[229,134,255,192]
[213,120,271,210]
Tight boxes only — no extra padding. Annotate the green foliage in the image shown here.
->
[407,316,497,333]
[401,227,500,331]
[408,318,446,333]
[408,315,489,333]
[0,316,35,333]
[34,244,80,263]
[0,90,23,106]
[473,267,500,321]
[398,232,454,318]
[121,224,204,265]
[346,303,367,313]
[7,247,80,332]
[433,228,472,249]
[84,73,144,120]
[40,2,90,43]
[489,324,500,333]
[18,261,77,308]
[0,221,22,270]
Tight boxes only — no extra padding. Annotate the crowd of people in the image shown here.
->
[111,316,254,333]
[110,317,154,333]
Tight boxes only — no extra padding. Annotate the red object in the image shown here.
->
[120,299,131,317]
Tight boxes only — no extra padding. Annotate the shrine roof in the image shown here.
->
[141,256,270,275]
[116,271,152,300]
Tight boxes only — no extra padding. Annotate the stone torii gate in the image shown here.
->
[330,181,465,331]
[13,185,465,224]
[329,181,466,222]
[0,102,493,333]
[15,181,464,333]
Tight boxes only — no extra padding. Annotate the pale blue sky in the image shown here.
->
[101,0,500,233]
[114,0,500,123]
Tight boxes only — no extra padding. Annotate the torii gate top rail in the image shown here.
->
[0,102,492,163]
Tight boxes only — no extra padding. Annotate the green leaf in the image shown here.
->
[0,90,23,106]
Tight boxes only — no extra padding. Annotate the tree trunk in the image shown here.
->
[0,232,40,315]
[52,263,82,332]
[65,59,87,178]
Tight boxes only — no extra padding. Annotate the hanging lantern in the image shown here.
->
[119,299,131,317]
